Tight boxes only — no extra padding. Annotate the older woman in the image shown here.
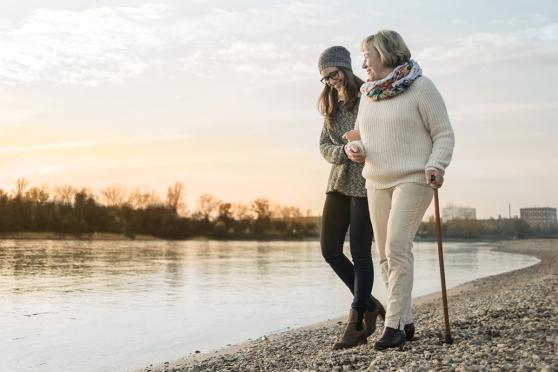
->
[346,30,455,350]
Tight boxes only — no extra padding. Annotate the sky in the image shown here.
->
[0,0,557,218]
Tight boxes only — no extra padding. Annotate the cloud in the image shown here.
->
[450,102,558,129]
[0,18,13,30]
[0,133,189,153]
[0,4,167,86]
[232,61,315,82]
[213,40,314,81]
[0,1,347,85]
[450,18,468,25]
[169,2,355,81]
[490,14,548,26]
[177,40,316,82]
[217,41,291,61]
[415,23,558,74]
[170,1,342,42]
[538,23,558,41]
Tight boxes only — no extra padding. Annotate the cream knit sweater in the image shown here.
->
[356,76,455,190]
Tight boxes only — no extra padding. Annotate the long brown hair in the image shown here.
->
[317,67,364,130]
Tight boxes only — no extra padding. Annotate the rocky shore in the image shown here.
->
[144,239,557,371]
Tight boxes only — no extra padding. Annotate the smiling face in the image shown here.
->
[320,66,345,91]
[361,43,385,81]
[361,31,412,81]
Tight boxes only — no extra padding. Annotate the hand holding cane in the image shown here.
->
[431,174,453,344]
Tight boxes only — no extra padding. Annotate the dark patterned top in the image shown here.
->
[319,101,366,198]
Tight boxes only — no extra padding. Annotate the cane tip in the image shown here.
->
[444,334,453,344]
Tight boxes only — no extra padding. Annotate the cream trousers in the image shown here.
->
[367,182,433,330]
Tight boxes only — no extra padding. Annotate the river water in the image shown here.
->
[0,239,539,371]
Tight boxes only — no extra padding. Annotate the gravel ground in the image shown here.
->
[143,239,557,372]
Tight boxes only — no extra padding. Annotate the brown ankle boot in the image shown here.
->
[333,309,367,350]
[364,296,386,337]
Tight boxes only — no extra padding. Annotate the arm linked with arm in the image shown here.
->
[319,124,348,165]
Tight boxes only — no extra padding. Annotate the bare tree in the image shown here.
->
[128,188,146,209]
[196,193,220,221]
[100,184,127,207]
[80,187,97,203]
[166,182,186,214]
[273,205,302,220]
[143,190,162,207]
[25,185,50,203]
[271,204,282,219]
[251,197,272,234]
[14,178,28,199]
[128,188,163,209]
[54,184,77,205]
[128,188,142,209]
[252,198,272,220]
[231,202,253,221]
[217,202,233,222]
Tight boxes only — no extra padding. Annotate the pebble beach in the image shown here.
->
[143,239,557,371]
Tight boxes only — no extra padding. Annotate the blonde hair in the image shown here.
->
[361,30,411,68]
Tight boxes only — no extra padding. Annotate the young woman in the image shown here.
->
[317,46,385,350]
[346,30,455,350]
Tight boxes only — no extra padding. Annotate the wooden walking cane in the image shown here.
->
[431,175,453,344]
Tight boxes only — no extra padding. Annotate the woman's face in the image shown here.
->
[320,67,345,91]
[361,44,383,81]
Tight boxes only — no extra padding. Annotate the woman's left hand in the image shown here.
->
[426,168,444,189]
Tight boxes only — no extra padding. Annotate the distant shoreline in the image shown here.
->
[0,232,320,241]
[0,232,161,241]
[0,231,539,243]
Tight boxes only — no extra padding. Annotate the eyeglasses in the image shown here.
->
[320,69,340,85]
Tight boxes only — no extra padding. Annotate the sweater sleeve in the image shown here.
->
[319,123,348,165]
[417,77,455,174]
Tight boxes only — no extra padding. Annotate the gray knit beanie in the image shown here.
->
[318,46,352,72]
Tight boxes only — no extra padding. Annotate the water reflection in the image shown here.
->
[0,240,539,372]
[1,240,192,296]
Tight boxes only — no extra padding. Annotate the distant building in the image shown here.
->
[442,204,476,221]
[520,207,558,229]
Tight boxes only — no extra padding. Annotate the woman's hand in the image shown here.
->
[345,145,365,163]
[426,168,444,189]
[342,129,361,142]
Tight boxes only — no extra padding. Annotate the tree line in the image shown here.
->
[0,178,318,240]
[1,178,554,241]
[417,216,556,240]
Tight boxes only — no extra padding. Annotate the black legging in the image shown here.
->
[320,191,374,313]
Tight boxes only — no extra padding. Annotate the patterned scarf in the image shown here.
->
[360,60,422,101]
